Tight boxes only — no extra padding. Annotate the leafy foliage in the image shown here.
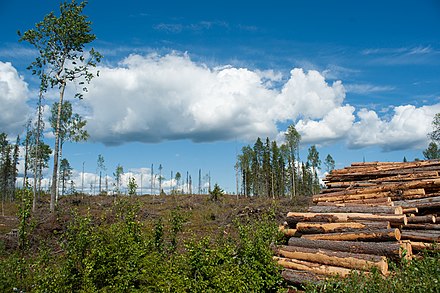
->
[429,113,440,143]
[236,127,325,198]
[0,198,283,292]
[209,183,224,201]
[423,141,440,160]
[19,0,101,212]
[306,250,440,293]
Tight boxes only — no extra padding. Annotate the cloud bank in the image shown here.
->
[80,53,438,151]
[2,54,438,151]
[0,61,31,135]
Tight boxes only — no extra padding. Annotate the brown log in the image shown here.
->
[329,197,393,205]
[369,171,439,183]
[401,207,418,214]
[286,212,407,226]
[406,215,436,224]
[410,241,440,252]
[328,165,440,181]
[401,230,440,242]
[399,240,413,259]
[329,160,440,175]
[274,256,355,277]
[393,196,440,209]
[281,269,325,285]
[402,223,440,230]
[287,237,406,260]
[325,181,377,188]
[277,245,388,274]
[317,197,394,207]
[314,187,430,203]
[313,178,440,202]
[301,228,401,242]
[307,205,402,214]
[278,225,299,237]
[296,222,390,234]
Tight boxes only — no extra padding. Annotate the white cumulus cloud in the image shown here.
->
[78,53,439,151]
[83,53,347,145]
[295,105,356,144]
[348,104,440,150]
[0,61,31,135]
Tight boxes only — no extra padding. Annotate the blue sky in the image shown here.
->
[1,0,440,193]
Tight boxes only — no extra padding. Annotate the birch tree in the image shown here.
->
[19,0,101,212]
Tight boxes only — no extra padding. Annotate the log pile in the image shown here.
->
[276,160,440,285]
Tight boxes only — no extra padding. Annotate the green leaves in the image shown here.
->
[19,0,101,96]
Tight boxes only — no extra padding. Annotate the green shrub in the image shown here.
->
[306,251,440,293]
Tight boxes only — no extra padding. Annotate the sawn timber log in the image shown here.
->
[276,245,388,274]
[287,237,407,260]
[296,221,390,234]
[300,228,401,242]
[286,212,407,227]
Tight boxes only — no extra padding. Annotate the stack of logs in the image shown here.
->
[276,160,440,285]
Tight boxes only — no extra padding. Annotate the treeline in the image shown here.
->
[236,125,335,198]
[0,133,20,209]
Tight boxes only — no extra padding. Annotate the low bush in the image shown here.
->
[0,198,284,292]
[305,250,440,293]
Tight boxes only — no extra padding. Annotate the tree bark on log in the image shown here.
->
[301,228,401,242]
[278,225,299,237]
[401,230,440,242]
[276,245,388,275]
[402,223,440,230]
[287,237,406,260]
[368,171,439,183]
[313,187,429,203]
[410,241,440,252]
[274,256,356,277]
[406,215,436,224]
[401,207,418,214]
[296,222,390,234]
[281,269,325,285]
[329,160,440,176]
[325,181,377,188]
[393,196,440,209]
[318,196,393,205]
[307,205,402,214]
[286,212,407,227]
[328,165,440,181]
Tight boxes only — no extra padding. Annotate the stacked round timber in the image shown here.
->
[286,212,407,227]
[287,237,410,260]
[296,221,390,234]
[281,269,325,285]
[276,245,388,274]
[279,160,440,285]
[307,205,402,214]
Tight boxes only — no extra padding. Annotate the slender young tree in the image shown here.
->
[50,101,88,200]
[285,125,301,199]
[59,158,72,196]
[32,86,46,212]
[175,172,181,193]
[423,142,440,160]
[96,154,105,194]
[22,120,32,188]
[324,154,335,173]
[19,0,101,212]
[29,142,51,198]
[307,145,321,194]
[158,164,163,194]
[429,113,440,143]
[113,164,124,195]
